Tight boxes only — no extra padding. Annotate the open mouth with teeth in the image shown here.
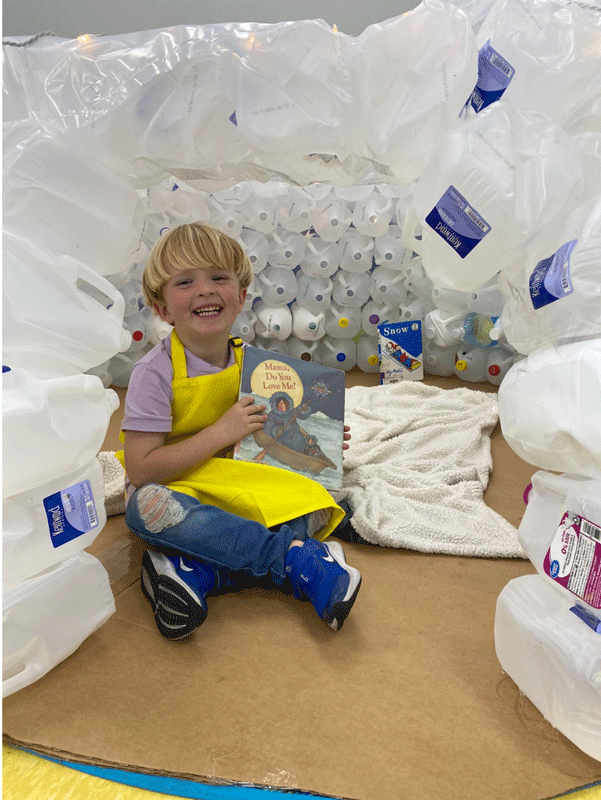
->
[193,305,222,317]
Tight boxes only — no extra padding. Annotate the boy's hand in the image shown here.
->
[343,424,351,451]
[214,396,267,446]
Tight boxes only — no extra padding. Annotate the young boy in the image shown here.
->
[116,222,361,640]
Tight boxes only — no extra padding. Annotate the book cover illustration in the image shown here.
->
[233,346,345,491]
[378,320,424,384]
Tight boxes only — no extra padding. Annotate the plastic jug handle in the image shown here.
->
[2,655,40,698]
[120,329,133,352]
[401,207,423,255]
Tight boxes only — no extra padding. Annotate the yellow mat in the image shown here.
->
[3,744,601,800]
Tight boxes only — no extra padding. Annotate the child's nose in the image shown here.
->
[195,274,212,294]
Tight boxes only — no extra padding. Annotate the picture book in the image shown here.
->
[378,320,424,384]
[233,346,346,491]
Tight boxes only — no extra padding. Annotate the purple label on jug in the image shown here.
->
[529,239,577,310]
[425,185,491,259]
[470,40,515,113]
[543,510,601,610]
[44,479,99,548]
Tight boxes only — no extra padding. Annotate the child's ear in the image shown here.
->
[155,302,173,323]
[239,287,248,305]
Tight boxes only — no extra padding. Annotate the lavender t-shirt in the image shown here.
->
[122,334,237,434]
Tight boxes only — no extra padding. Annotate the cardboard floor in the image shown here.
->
[4,370,601,800]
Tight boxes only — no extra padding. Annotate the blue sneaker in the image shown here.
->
[285,538,362,631]
[141,550,216,640]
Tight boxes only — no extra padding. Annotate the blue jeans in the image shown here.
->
[125,485,309,588]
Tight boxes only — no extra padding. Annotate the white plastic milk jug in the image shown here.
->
[300,237,341,278]
[361,300,401,338]
[258,267,298,306]
[312,197,352,242]
[321,337,357,371]
[2,366,119,499]
[486,345,517,386]
[253,302,293,341]
[424,309,465,347]
[268,229,306,269]
[296,275,334,315]
[357,335,381,373]
[287,337,320,363]
[144,310,173,345]
[290,303,326,342]
[3,458,107,587]
[400,296,435,322]
[352,192,393,238]
[243,277,262,311]
[208,198,245,239]
[3,237,131,376]
[2,551,115,698]
[466,278,504,317]
[454,346,489,382]
[242,192,279,234]
[498,195,601,355]
[401,262,434,303]
[332,270,371,308]
[471,0,601,127]
[277,188,316,233]
[370,266,409,307]
[339,230,374,274]
[238,229,270,274]
[120,279,144,317]
[494,573,601,763]
[402,101,583,292]
[231,310,257,343]
[423,339,457,377]
[354,0,479,185]
[518,470,601,616]
[3,122,145,277]
[324,303,362,340]
[373,225,410,270]
[498,338,601,479]
[430,285,471,314]
[123,313,149,351]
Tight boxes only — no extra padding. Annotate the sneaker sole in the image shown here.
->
[140,550,207,641]
[322,540,362,631]
[140,550,159,611]
[155,576,207,640]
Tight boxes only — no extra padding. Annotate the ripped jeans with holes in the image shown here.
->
[125,485,310,588]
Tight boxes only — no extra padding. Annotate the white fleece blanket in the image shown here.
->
[334,381,525,558]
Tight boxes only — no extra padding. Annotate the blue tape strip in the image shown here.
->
[20,747,335,800]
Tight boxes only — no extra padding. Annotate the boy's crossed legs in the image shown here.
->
[126,485,362,640]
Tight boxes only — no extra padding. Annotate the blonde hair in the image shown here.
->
[142,222,252,310]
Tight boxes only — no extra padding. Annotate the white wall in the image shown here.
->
[2,0,420,39]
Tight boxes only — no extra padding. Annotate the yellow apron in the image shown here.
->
[117,332,343,540]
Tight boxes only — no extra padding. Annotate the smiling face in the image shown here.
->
[157,261,247,358]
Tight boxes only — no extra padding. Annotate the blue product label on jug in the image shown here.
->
[470,40,515,113]
[529,239,577,310]
[425,186,491,259]
[44,479,99,548]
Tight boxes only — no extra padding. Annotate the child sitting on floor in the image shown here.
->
[115,222,362,640]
